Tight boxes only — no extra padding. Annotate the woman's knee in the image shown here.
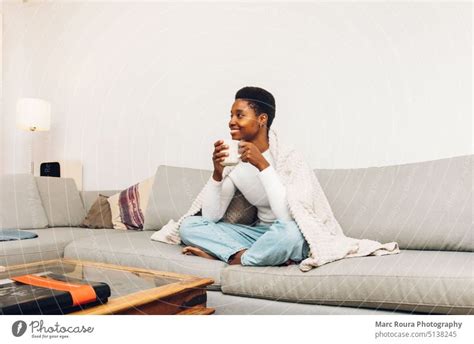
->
[180,216,207,242]
[273,220,305,246]
[181,215,206,228]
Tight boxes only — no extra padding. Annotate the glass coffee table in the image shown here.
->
[0,259,215,315]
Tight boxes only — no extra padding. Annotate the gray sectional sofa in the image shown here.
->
[1,154,472,315]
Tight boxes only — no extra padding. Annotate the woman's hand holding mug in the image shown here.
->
[238,141,270,171]
[212,139,241,182]
[212,140,228,181]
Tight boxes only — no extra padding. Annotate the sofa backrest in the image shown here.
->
[144,165,212,230]
[80,190,121,213]
[115,155,472,251]
[315,155,472,251]
[0,174,49,230]
[35,176,87,227]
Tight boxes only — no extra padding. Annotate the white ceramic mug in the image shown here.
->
[220,139,241,166]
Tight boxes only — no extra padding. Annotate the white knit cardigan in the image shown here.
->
[151,128,400,271]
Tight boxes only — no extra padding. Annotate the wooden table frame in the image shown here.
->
[2,259,215,315]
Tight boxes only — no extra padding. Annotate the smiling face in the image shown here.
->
[229,99,267,141]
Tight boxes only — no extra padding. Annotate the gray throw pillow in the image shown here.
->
[221,189,258,226]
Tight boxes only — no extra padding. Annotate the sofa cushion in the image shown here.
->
[0,227,119,266]
[207,290,397,315]
[315,155,472,251]
[0,174,48,230]
[221,250,473,315]
[35,177,86,227]
[63,231,225,289]
[144,166,212,230]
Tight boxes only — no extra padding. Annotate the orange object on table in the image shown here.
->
[12,274,97,306]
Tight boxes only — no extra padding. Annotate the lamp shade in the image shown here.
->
[16,98,51,131]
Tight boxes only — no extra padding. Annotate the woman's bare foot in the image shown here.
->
[182,246,217,260]
[228,249,247,265]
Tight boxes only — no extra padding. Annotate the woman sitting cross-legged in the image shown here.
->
[180,86,309,266]
[151,86,399,269]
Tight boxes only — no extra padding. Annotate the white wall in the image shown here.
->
[2,1,472,190]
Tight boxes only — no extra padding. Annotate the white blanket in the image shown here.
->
[151,128,400,271]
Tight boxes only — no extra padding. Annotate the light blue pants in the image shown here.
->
[180,216,309,266]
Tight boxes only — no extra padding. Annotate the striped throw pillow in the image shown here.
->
[108,177,154,230]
